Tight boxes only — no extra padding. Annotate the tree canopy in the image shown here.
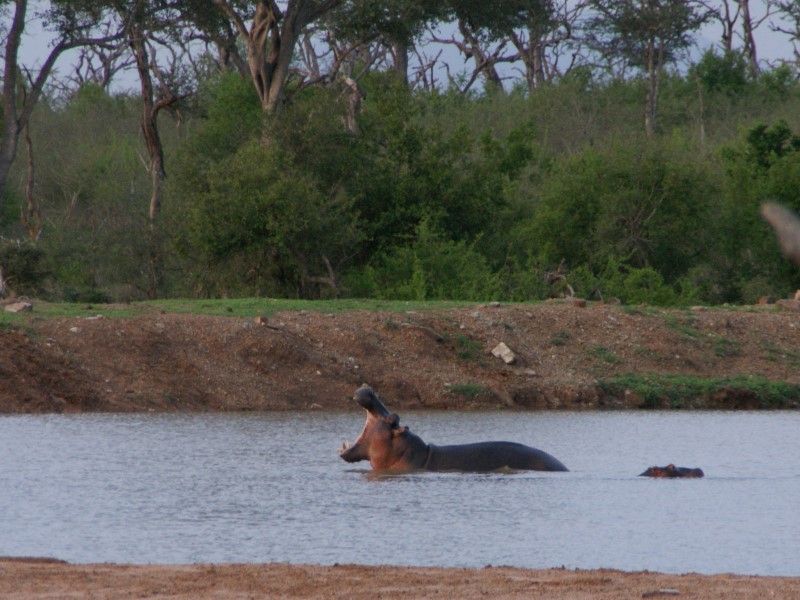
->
[2,0,800,304]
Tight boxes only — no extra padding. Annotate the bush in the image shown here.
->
[345,220,502,301]
[171,141,361,298]
[568,258,698,306]
[528,137,717,290]
[0,240,49,297]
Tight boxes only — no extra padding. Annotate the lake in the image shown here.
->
[0,411,797,575]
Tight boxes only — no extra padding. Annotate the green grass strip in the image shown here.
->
[599,373,800,409]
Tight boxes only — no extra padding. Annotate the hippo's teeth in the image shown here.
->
[341,440,350,451]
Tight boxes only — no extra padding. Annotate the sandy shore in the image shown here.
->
[1,559,798,599]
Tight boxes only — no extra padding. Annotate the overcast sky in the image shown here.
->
[12,2,798,95]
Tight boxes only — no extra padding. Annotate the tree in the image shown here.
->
[1,0,122,225]
[586,0,707,136]
[211,0,343,114]
[701,0,772,78]
[771,0,800,69]
[433,0,586,93]
[508,0,588,91]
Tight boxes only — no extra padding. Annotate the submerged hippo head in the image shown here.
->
[640,464,704,478]
[339,385,428,472]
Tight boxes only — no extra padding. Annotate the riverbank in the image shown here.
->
[2,300,799,413]
[1,559,798,599]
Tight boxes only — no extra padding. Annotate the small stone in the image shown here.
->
[4,301,32,313]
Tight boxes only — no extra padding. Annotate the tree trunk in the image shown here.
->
[129,25,166,296]
[21,121,42,241]
[129,29,166,223]
[458,20,504,92]
[740,0,760,78]
[0,0,28,224]
[392,38,410,85]
[644,37,659,138]
[215,0,343,119]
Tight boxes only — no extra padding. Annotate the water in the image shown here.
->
[0,411,798,575]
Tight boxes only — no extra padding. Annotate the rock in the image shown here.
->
[3,301,32,313]
[758,296,775,305]
[571,298,587,308]
[795,290,800,301]
[642,589,680,597]
[491,342,516,364]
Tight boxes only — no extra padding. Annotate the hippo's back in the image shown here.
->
[426,441,568,472]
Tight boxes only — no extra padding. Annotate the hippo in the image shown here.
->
[639,464,704,478]
[339,384,568,473]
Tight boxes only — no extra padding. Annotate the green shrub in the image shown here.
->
[345,220,502,300]
[0,241,49,297]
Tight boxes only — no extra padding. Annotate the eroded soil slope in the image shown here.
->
[2,301,799,413]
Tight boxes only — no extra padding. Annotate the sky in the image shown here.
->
[10,2,800,94]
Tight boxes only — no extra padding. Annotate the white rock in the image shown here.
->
[491,342,516,364]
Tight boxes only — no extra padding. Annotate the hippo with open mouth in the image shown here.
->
[339,384,569,473]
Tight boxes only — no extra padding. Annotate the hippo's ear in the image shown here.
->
[392,425,409,438]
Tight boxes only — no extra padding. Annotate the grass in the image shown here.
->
[447,383,490,399]
[711,335,743,357]
[599,373,800,409]
[587,345,622,364]
[760,342,800,367]
[662,312,702,340]
[455,334,482,361]
[0,298,482,325]
[549,330,571,346]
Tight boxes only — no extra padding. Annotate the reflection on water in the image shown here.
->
[0,411,798,575]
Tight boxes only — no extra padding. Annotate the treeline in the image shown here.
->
[3,59,800,305]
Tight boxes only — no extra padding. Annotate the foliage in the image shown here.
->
[586,0,707,72]
[527,136,716,287]
[713,120,800,302]
[170,139,361,298]
[4,41,800,304]
[345,219,502,301]
[0,240,49,296]
[694,49,749,95]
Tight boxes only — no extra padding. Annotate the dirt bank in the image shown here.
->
[1,559,798,599]
[2,300,799,413]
